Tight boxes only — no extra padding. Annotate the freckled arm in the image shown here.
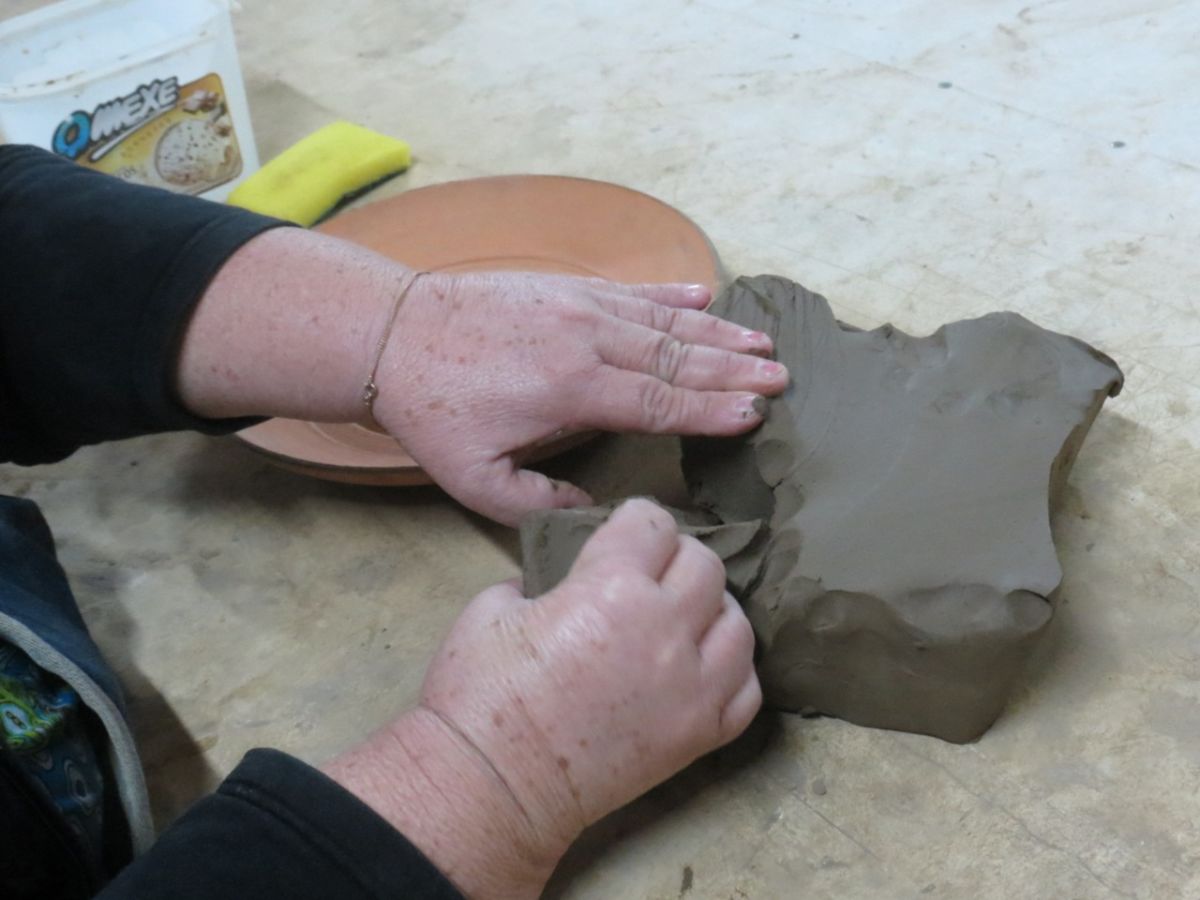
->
[176,227,411,425]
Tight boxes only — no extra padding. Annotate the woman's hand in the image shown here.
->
[371,271,787,523]
[324,499,761,899]
[177,230,787,524]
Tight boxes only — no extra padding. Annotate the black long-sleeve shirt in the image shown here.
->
[0,145,462,899]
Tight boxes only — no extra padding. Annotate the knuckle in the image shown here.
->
[720,685,761,741]
[559,300,598,328]
[747,675,764,712]
[706,313,731,340]
[685,309,720,341]
[651,334,688,383]
[616,497,674,534]
[644,501,677,535]
[716,711,737,744]
[621,496,657,514]
[682,536,725,584]
[732,610,757,658]
[597,569,652,605]
[715,705,744,739]
[720,349,747,378]
[650,303,681,333]
[654,633,691,673]
[637,377,684,426]
[696,390,725,423]
[698,539,726,576]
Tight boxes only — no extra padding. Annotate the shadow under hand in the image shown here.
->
[121,666,221,830]
[173,435,448,518]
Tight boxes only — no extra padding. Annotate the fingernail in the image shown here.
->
[737,394,769,419]
[743,329,771,348]
[685,284,710,300]
[757,360,787,379]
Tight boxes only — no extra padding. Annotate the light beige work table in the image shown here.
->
[4,1,1197,898]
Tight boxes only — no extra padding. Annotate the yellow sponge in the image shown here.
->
[228,121,411,225]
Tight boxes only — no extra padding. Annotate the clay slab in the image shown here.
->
[682,276,1124,742]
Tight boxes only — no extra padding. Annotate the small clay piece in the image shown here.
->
[520,501,767,598]
[682,276,1123,742]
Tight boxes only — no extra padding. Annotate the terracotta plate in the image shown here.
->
[237,175,721,485]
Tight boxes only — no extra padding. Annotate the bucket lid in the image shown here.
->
[0,0,228,98]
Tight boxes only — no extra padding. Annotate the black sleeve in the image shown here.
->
[0,144,291,465]
[98,749,464,900]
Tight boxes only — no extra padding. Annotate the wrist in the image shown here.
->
[359,268,427,430]
[323,706,567,900]
[177,228,412,424]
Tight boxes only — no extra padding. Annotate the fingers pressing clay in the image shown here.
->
[448,456,593,527]
[718,670,763,744]
[658,536,728,640]
[596,318,787,393]
[573,498,681,581]
[695,594,759,741]
[409,496,770,869]
[586,368,766,436]
[364,269,781,528]
[519,503,768,600]
[593,293,774,357]
[697,593,756,690]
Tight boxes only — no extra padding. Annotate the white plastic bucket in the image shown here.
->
[0,0,259,201]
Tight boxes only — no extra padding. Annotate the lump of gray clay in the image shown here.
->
[520,501,768,598]
[518,276,1123,743]
[682,275,1123,743]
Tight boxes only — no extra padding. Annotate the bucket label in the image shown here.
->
[50,73,243,196]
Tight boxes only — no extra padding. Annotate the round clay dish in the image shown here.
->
[237,175,721,485]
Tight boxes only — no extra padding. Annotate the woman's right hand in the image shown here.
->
[324,498,761,899]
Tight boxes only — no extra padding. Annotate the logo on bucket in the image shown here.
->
[48,73,243,197]
[52,77,180,162]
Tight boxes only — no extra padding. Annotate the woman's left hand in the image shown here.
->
[369,270,788,524]
[178,229,788,525]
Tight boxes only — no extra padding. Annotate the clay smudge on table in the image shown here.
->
[682,275,1123,743]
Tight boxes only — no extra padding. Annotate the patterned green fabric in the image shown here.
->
[0,641,105,870]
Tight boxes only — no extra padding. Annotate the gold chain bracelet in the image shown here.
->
[362,271,426,421]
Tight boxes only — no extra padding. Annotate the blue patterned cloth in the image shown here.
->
[0,640,105,870]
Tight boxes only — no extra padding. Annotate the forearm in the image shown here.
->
[177,227,410,424]
[323,707,570,900]
[0,145,285,463]
[100,749,465,899]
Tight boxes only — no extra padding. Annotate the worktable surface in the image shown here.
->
[4,1,1197,897]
